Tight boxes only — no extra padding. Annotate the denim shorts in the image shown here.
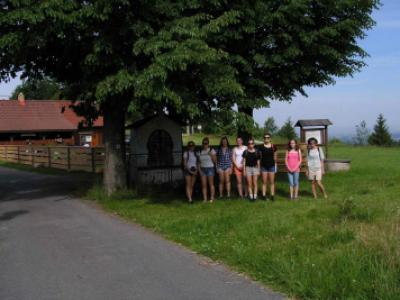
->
[261,166,276,173]
[287,172,300,187]
[201,167,215,177]
[217,166,232,173]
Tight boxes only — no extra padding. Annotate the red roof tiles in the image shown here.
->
[0,100,103,133]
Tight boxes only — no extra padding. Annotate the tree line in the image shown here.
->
[354,114,397,146]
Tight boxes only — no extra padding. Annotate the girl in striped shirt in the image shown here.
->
[217,136,233,198]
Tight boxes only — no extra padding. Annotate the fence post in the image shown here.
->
[67,147,71,171]
[5,146,8,161]
[91,147,95,173]
[31,146,34,166]
[17,146,20,163]
[48,147,52,168]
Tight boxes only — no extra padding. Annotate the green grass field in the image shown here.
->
[87,145,400,299]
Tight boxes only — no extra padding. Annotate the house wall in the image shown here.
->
[0,132,75,145]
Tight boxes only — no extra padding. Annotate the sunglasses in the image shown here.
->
[203,142,209,145]
[264,136,271,139]
[248,142,254,145]
[188,144,194,147]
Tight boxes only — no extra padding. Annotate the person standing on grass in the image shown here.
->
[197,137,217,203]
[285,139,302,200]
[259,133,278,201]
[182,141,198,204]
[232,137,247,198]
[243,138,261,201]
[306,137,328,199]
[216,136,233,198]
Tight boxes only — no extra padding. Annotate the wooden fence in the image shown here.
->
[0,145,105,173]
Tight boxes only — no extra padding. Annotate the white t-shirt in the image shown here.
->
[233,146,247,166]
[183,151,197,169]
[307,147,325,171]
[197,148,216,168]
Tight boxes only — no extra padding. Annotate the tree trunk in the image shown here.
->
[238,106,253,144]
[103,101,127,195]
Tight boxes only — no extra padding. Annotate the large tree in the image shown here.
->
[0,0,379,194]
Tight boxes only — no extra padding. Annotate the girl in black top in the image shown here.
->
[243,138,261,200]
[259,133,278,201]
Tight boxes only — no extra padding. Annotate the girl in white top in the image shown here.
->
[182,141,197,203]
[197,137,217,203]
[306,138,327,199]
[232,137,247,198]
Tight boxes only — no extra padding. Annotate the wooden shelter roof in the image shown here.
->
[295,119,332,127]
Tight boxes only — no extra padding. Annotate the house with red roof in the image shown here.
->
[0,97,103,146]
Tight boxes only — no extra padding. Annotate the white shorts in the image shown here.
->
[308,170,322,181]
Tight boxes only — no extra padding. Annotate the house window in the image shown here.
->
[80,134,92,146]
[147,130,173,167]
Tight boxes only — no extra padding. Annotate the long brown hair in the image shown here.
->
[287,139,299,151]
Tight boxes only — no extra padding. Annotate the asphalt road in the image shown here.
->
[0,166,285,300]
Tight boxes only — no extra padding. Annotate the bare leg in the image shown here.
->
[246,175,253,198]
[201,175,208,202]
[268,172,275,196]
[252,175,258,199]
[208,176,215,201]
[185,175,193,201]
[218,170,225,197]
[225,170,231,197]
[236,172,244,198]
[311,180,317,199]
[289,186,294,199]
[261,172,268,196]
[316,180,327,198]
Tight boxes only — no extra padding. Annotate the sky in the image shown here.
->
[254,0,400,138]
[0,0,399,139]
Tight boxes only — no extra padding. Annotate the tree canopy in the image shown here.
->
[0,0,379,193]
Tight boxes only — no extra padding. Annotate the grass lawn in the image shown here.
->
[87,145,398,299]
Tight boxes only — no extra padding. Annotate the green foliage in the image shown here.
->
[264,117,278,135]
[368,114,393,146]
[353,120,370,145]
[90,145,400,299]
[201,109,237,136]
[10,78,62,100]
[277,117,297,140]
[0,0,380,120]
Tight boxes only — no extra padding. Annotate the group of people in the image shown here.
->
[182,134,328,204]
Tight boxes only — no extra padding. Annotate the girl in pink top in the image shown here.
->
[285,139,302,200]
